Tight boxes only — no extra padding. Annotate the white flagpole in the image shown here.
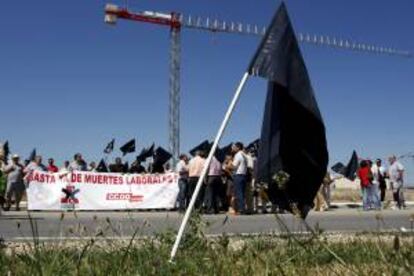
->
[170,72,250,262]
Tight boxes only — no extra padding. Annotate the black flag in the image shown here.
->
[96,159,109,172]
[189,140,211,157]
[29,148,36,162]
[104,139,115,154]
[251,3,329,218]
[153,147,172,166]
[151,147,172,173]
[343,151,359,181]
[120,139,135,156]
[331,151,359,180]
[136,143,155,162]
[2,141,9,163]
[215,143,233,163]
[331,162,346,174]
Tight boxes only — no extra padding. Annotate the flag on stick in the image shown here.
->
[136,143,154,162]
[28,148,36,162]
[331,151,358,180]
[120,139,135,156]
[1,141,10,163]
[104,139,115,154]
[251,3,329,218]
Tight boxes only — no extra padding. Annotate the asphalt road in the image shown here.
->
[1,208,414,241]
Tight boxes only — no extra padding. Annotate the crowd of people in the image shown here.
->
[357,156,406,211]
[314,155,407,212]
[0,142,409,214]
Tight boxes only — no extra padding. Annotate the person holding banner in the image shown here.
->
[69,153,87,172]
[24,155,47,174]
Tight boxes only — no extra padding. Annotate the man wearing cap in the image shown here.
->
[2,154,25,211]
[388,155,405,209]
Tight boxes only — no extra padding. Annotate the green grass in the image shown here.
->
[1,214,414,275]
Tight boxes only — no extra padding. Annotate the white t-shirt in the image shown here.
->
[371,164,386,185]
[388,161,404,183]
[176,160,188,179]
[232,151,247,175]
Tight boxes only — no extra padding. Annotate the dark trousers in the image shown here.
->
[233,174,247,213]
[380,186,386,202]
[204,176,221,213]
[188,177,204,209]
[177,178,188,210]
[379,181,386,202]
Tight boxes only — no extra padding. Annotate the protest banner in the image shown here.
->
[26,170,179,210]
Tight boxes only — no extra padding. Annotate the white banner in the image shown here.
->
[26,170,179,210]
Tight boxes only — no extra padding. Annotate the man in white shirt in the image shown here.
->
[231,142,248,214]
[176,154,189,212]
[24,155,47,174]
[388,155,405,209]
[369,160,381,210]
[371,159,387,202]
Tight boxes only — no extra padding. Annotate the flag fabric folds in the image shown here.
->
[119,139,135,156]
[104,139,115,154]
[28,148,36,162]
[251,3,329,218]
[215,143,233,163]
[136,143,155,162]
[331,162,345,175]
[343,151,359,181]
[153,147,172,167]
[331,151,359,181]
[189,140,211,157]
[1,141,10,164]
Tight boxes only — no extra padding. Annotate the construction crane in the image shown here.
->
[104,3,412,165]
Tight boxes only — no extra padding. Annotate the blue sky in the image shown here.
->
[1,0,413,182]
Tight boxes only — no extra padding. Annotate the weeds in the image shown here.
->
[1,212,414,275]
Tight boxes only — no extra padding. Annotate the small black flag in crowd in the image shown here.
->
[153,147,172,166]
[120,139,135,156]
[215,143,233,163]
[1,141,10,163]
[251,3,329,218]
[136,143,155,162]
[331,151,358,180]
[189,140,211,157]
[96,159,109,172]
[152,146,172,173]
[28,148,36,162]
[331,162,345,174]
[104,139,115,154]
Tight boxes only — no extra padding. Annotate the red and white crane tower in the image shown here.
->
[104,3,411,164]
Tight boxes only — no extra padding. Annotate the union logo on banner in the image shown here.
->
[61,185,80,209]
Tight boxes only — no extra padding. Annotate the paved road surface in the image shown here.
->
[1,208,414,241]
